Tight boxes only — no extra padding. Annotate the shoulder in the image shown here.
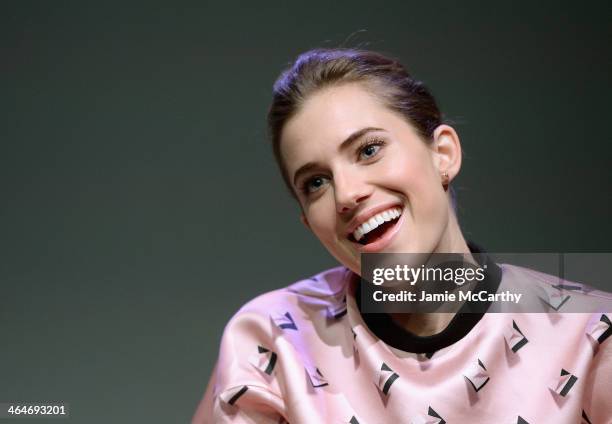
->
[501,263,609,295]
[229,265,350,319]
[198,267,354,422]
[215,265,350,362]
[212,265,350,382]
[499,263,612,312]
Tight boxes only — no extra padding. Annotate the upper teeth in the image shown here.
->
[353,207,402,242]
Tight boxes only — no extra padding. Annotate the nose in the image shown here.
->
[334,172,372,214]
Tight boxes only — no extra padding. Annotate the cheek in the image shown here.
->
[378,154,434,195]
[377,153,445,216]
[304,202,337,243]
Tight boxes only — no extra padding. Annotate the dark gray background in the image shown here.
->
[1,1,610,422]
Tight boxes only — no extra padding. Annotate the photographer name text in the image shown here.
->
[372,289,523,304]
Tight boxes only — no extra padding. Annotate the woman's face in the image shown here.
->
[280,82,462,275]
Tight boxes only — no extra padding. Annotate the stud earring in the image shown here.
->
[441,171,450,192]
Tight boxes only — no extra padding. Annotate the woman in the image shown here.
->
[192,48,611,423]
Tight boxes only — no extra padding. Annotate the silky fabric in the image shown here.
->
[192,257,612,423]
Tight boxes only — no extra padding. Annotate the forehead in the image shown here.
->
[280,83,397,172]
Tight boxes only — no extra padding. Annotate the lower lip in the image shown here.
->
[354,209,405,253]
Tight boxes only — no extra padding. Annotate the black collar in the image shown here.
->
[355,241,502,354]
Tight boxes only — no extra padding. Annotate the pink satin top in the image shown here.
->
[192,263,612,423]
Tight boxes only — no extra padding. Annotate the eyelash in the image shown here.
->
[299,137,387,195]
[356,137,386,160]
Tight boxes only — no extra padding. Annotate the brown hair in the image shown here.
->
[267,48,456,207]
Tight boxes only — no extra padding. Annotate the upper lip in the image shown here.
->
[345,202,404,237]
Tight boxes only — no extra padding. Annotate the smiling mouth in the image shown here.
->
[349,207,403,245]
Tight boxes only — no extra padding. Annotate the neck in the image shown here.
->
[435,208,471,254]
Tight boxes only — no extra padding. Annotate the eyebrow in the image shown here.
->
[292,127,385,188]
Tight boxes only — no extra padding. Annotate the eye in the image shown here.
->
[302,176,329,194]
[358,138,386,160]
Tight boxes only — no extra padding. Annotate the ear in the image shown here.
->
[431,124,462,181]
[300,213,311,231]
